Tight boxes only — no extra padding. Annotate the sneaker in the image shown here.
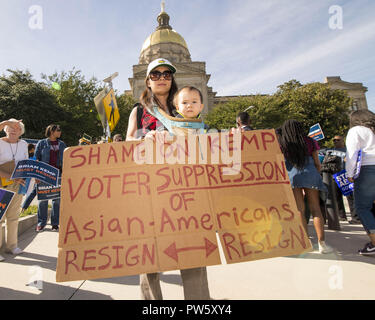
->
[358,242,375,255]
[10,247,23,255]
[36,225,45,232]
[0,254,4,262]
[52,225,59,231]
[318,241,334,254]
[349,219,361,225]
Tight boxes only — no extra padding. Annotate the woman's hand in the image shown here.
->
[145,130,170,143]
[145,130,157,141]
[0,119,23,131]
[13,178,26,187]
[230,127,242,134]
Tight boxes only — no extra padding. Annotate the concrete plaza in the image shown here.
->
[0,215,374,300]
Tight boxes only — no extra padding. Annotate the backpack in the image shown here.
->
[135,103,143,130]
[321,153,342,174]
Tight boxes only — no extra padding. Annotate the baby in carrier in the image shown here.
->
[173,86,204,120]
[146,86,208,138]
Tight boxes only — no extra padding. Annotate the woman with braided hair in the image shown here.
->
[346,109,375,255]
[277,120,333,254]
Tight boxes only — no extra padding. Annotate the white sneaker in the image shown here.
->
[0,254,5,262]
[10,247,23,255]
[318,241,333,254]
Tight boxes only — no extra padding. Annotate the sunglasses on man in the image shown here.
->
[149,70,173,81]
[333,139,341,142]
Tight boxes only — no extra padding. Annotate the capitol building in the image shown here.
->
[127,3,368,114]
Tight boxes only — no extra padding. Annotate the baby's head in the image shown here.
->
[173,86,204,119]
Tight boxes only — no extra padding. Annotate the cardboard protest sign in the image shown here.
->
[37,178,61,200]
[0,188,15,220]
[56,130,312,282]
[0,161,15,188]
[11,159,59,187]
[94,89,108,129]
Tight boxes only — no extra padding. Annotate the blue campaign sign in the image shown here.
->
[308,123,325,141]
[333,170,354,196]
[24,138,39,145]
[37,178,61,201]
[0,188,15,220]
[11,160,59,187]
[353,150,362,179]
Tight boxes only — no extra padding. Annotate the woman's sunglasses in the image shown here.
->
[149,70,173,81]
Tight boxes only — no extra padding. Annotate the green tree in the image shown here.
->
[42,69,104,146]
[274,80,351,147]
[205,80,351,147]
[0,69,70,139]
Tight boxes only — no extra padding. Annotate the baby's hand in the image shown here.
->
[145,130,170,143]
[145,130,157,141]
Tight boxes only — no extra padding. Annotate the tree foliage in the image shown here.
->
[111,93,136,139]
[41,69,105,145]
[1,71,351,148]
[42,70,136,144]
[205,80,351,147]
[0,69,70,140]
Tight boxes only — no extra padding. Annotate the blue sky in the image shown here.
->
[1,0,374,111]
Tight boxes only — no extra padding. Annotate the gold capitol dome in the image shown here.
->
[139,1,192,64]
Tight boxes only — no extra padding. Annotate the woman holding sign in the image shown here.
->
[277,120,333,254]
[126,58,210,300]
[0,119,28,262]
[126,58,178,141]
[346,110,375,255]
[34,124,66,232]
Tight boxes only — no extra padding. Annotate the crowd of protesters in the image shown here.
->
[0,58,374,299]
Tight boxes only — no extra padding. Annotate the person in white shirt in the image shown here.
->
[0,119,28,262]
[346,109,375,255]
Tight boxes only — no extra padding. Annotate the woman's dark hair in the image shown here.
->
[349,109,375,133]
[45,124,60,138]
[278,119,308,170]
[27,143,35,152]
[140,74,178,116]
[237,111,250,125]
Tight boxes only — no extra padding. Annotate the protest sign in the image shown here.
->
[0,188,15,220]
[11,159,59,187]
[333,170,353,196]
[308,123,325,141]
[102,89,120,132]
[353,150,362,179]
[37,178,61,200]
[56,130,312,282]
[0,161,15,188]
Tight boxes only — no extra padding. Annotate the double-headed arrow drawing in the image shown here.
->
[163,237,217,262]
